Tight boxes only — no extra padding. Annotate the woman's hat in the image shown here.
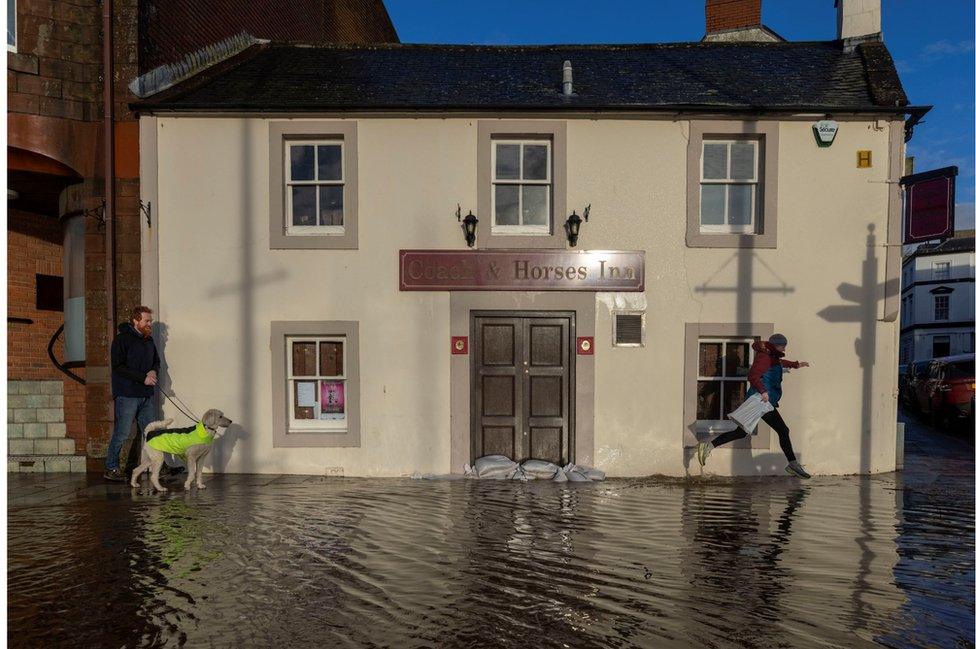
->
[769,333,788,346]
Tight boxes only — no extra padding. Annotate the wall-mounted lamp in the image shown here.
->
[456,204,478,248]
[564,204,590,247]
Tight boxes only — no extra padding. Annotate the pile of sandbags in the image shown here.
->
[462,456,605,482]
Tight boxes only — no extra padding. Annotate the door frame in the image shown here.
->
[450,292,595,474]
[469,310,576,464]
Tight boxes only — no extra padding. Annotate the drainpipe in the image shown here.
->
[102,0,115,353]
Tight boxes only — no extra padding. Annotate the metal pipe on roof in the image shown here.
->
[562,60,573,96]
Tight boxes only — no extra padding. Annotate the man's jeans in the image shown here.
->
[105,396,156,471]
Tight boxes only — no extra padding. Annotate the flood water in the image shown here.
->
[8,422,974,648]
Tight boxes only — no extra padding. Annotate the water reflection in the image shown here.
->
[7,470,973,648]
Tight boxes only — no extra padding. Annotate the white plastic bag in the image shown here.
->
[727,393,774,434]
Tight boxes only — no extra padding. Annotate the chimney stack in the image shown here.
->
[836,0,882,45]
[703,0,781,43]
[705,0,761,34]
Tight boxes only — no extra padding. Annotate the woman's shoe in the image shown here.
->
[696,441,713,467]
[785,461,811,479]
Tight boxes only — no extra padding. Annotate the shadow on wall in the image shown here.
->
[817,224,895,475]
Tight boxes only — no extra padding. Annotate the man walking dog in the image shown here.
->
[696,333,812,479]
[104,306,160,482]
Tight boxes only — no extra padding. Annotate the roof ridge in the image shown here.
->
[265,40,846,51]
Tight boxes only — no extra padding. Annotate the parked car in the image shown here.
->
[913,354,975,429]
[898,364,910,405]
[902,360,931,409]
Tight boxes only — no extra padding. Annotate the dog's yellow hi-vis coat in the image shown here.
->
[145,422,213,458]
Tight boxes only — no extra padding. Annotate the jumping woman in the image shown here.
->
[697,333,812,479]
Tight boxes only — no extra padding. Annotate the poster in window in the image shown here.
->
[320,381,345,420]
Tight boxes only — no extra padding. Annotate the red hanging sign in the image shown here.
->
[901,166,957,244]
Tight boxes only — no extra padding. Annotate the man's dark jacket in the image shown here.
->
[111,322,160,398]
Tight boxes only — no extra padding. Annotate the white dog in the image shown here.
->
[130,409,232,492]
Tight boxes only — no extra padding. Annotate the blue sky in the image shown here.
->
[385,0,975,229]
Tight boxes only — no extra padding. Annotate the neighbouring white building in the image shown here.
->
[900,232,976,363]
[132,0,928,477]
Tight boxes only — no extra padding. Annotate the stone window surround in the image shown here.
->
[271,320,361,447]
[269,121,359,249]
[683,322,773,449]
[686,120,779,249]
[477,120,568,249]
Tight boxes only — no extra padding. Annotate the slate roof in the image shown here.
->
[133,40,912,113]
[905,234,976,263]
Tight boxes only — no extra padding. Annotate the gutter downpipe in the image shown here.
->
[103,0,115,357]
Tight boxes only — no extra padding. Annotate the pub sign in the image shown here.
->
[901,166,957,244]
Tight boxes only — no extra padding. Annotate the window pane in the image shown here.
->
[702,143,727,180]
[725,343,751,377]
[723,381,747,418]
[319,186,343,226]
[522,185,548,226]
[730,142,755,180]
[699,342,722,376]
[320,341,344,376]
[292,342,316,376]
[495,184,519,225]
[317,145,342,181]
[7,0,14,47]
[293,381,316,420]
[728,184,753,226]
[523,144,549,180]
[697,381,721,420]
[291,186,316,226]
[320,380,346,420]
[495,144,520,180]
[700,185,726,226]
[289,144,315,181]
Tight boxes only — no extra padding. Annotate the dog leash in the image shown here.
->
[159,387,199,423]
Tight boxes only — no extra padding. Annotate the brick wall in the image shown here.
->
[7,208,87,457]
[7,0,102,121]
[138,0,398,72]
[705,0,762,33]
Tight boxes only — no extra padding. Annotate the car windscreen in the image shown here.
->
[945,360,975,380]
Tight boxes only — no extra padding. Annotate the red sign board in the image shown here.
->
[901,166,957,244]
[399,250,644,292]
[451,336,468,355]
[576,337,594,355]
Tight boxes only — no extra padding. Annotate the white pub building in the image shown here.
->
[133,0,928,477]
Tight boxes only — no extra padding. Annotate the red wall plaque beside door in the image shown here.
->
[577,336,594,355]
[452,336,468,354]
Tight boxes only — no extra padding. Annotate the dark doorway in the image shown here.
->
[470,311,575,464]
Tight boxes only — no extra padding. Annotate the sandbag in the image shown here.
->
[563,463,606,482]
[473,455,519,479]
[565,468,591,482]
[520,459,561,480]
[552,467,568,483]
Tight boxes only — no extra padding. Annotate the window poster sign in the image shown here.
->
[399,250,644,292]
[320,381,345,420]
[901,166,957,244]
[296,381,317,408]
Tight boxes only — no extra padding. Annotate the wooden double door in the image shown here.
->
[471,311,575,465]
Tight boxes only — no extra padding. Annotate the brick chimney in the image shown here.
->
[703,0,782,42]
[705,0,761,34]
[836,0,882,44]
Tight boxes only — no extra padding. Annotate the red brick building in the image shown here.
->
[7,0,397,472]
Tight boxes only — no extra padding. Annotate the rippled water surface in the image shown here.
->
[8,420,974,648]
